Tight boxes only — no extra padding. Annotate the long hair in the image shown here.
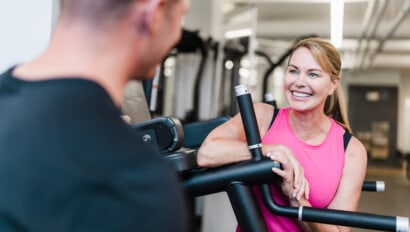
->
[290,37,352,133]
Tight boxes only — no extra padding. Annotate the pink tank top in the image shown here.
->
[237,107,346,232]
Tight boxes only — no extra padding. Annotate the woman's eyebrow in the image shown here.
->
[307,68,323,73]
[288,64,322,73]
[288,64,299,69]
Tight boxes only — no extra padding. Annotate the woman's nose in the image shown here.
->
[294,73,307,85]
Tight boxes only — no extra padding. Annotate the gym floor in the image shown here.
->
[352,165,410,232]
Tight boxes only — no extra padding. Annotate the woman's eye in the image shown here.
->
[308,73,319,78]
[288,69,298,74]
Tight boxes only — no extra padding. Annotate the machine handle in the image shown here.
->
[235,85,264,160]
[362,180,385,192]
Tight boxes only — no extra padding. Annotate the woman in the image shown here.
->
[197,37,367,232]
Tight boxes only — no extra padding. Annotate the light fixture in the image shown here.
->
[224,28,254,39]
[331,0,344,48]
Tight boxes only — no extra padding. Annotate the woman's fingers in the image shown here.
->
[271,145,301,189]
[270,153,296,198]
[265,145,310,201]
[294,178,308,200]
[271,166,290,180]
[305,179,310,200]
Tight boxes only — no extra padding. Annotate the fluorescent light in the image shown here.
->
[331,0,344,48]
[224,28,254,39]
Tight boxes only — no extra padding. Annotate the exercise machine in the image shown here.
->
[229,85,406,231]
[131,87,408,231]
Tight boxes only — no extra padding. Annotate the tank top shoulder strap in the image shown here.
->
[269,108,280,128]
[343,131,352,151]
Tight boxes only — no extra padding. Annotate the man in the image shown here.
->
[0,0,189,231]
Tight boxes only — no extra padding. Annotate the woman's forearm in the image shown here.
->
[197,139,252,167]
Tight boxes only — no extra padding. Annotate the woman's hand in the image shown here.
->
[263,144,309,202]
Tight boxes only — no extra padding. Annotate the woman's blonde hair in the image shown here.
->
[290,37,352,133]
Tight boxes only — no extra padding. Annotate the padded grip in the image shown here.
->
[182,117,230,148]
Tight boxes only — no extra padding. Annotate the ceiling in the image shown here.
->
[221,0,410,70]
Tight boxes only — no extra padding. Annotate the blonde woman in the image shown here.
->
[197,37,367,232]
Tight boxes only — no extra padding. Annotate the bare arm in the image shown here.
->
[292,136,368,232]
[196,103,275,167]
[197,103,309,200]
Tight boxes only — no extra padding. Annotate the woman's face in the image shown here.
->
[284,47,338,112]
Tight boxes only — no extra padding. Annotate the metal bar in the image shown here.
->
[362,180,385,192]
[226,182,268,232]
[182,158,280,196]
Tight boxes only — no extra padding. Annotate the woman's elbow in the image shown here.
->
[196,146,217,168]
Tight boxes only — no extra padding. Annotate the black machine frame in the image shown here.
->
[131,85,409,232]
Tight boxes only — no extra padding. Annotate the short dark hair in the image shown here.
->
[60,0,136,28]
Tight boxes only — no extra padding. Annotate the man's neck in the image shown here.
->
[13,24,137,105]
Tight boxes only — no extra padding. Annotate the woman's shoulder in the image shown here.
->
[254,102,276,116]
[345,135,367,164]
[254,103,277,132]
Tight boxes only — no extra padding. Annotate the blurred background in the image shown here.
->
[1,0,409,231]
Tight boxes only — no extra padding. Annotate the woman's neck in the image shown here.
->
[288,108,331,145]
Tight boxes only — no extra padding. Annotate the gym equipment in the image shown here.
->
[233,84,408,232]
[131,117,387,189]
[182,116,230,149]
[131,99,407,231]
[131,117,184,153]
[131,117,197,172]
[362,180,385,192]
[146,29,211,122]
[130,116,229,172]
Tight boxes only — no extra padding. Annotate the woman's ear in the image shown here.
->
[329,77,341,95]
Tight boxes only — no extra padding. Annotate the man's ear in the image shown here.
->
[136,0,165,36]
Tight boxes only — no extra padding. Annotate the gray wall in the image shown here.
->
[344,69,410,153]
[0,1,56,72]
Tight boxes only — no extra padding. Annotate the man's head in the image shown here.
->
[132,0,190,80]
[59,0,135,28]
[58,0,189,80]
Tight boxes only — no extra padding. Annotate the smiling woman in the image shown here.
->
[285,37,351,134]
[197,37,368,232]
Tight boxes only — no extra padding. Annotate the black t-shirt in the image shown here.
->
[0,67,188,232]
